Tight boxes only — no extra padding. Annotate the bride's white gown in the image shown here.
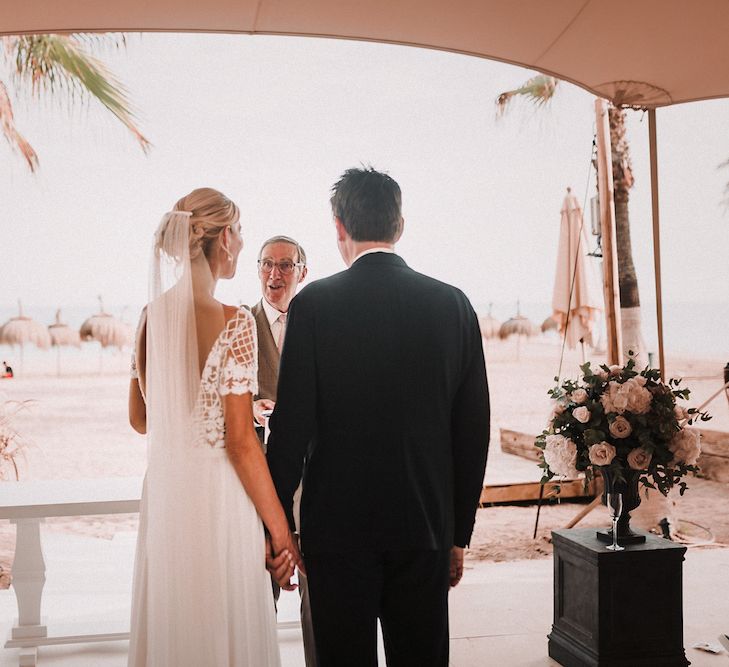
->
[128,307,280,666]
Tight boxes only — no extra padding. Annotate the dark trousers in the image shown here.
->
[305,549,450,667]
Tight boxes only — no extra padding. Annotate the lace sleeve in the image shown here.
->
[219,310,259,396]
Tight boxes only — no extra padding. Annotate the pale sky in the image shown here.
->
[1,34,728,345]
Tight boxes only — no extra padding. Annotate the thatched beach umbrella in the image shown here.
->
[477,304,501,340]
[499,302,535,360]
[80,296,133,373]
[0,300,51,367]
[80,296,133,350]
[48,309,81,376]
[541,316,559,334]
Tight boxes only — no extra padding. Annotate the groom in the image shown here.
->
[267,167,490,666]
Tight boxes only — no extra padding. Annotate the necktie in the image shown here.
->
[276,312,287,351]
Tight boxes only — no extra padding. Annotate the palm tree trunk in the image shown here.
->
[609,107,647,365]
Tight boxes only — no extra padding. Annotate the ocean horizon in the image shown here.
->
[1,299,727,367]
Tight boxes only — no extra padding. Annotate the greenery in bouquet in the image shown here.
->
[535,356,712,496]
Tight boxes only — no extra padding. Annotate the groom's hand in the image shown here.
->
[449,546,464,588]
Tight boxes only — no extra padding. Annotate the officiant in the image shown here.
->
[249,235,316,667]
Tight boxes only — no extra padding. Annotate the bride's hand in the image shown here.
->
[265,536,297,590]
[267,531,305,589]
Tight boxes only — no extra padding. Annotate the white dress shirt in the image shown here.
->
[261,298,287,350]
[351,246,396,264]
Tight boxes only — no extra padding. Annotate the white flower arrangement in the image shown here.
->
[536,356,711,495]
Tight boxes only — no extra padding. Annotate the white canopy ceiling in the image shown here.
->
[3,0,729,108]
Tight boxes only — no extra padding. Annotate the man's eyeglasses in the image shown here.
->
[257,259,305,276]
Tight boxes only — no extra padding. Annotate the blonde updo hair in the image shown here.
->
[157,187,240,261]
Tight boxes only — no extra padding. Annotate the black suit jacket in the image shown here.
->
[267,252,489,554]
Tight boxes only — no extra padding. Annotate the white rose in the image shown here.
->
[573,406,591,424]
[609,416,632,439]
[613,393,629,411]
[588,442,616,466]
[627,447,653,470]
[609,364,622,377]
[543,434,579,478]
[549,401,567,423]
[571,388,588,404]
[674,405,689,421]
[634,375,647,387]
[626,384,652,415]
[601,381,630,415]
[669,429,701,466]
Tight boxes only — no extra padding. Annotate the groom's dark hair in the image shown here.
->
[330,166,403,243]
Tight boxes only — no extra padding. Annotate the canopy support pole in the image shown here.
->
[594,98,622,366]
[648,108,666,379]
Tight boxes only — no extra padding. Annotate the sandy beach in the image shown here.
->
[1,336,728,585]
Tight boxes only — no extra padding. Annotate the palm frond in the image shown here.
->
[496,75,559,117]
[6,34,150,152]
[0,79,39,171]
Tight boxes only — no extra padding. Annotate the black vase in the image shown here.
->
[596,466,647,545]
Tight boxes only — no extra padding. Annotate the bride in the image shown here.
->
[127,187,302,666]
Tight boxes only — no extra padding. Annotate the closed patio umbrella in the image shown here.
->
[551,189,602,352]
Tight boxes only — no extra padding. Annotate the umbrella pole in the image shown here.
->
[56,347,61,377]
[594,98,623,366]
[533,483,545,539]
[648,109,666,380]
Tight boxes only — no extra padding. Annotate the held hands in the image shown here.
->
[449,546,464,588]
[253,399,275,427]
[266,530,306,591]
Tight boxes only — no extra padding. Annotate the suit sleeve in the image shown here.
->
[266,291,317,531]
[451,302,490,548]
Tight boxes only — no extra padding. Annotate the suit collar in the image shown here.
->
[350,252,408,269]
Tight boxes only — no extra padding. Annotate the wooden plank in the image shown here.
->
[500,428,541,461]
[694,427,729,458]
[480,478,595,505]
[698,454,729,484]
[694,428,729,483]
[501,426,729,484]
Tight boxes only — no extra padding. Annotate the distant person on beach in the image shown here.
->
[267,167,491,666]
[127,188,301,666]
[248,235,318,667]
[1,361,13,378]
